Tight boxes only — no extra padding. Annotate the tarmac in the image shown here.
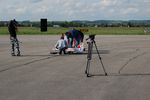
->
[0,35,150,100]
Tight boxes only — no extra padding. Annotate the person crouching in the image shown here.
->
[55,35,67,55]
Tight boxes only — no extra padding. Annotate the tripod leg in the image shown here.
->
[85,59,91,77]
[93,41,107,76]
[99,58,107,76]
[85,60,88,74]
[86,41,94,77]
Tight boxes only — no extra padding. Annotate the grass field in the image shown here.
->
[0,27,150,35]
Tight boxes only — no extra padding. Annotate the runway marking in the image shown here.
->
[118,52,147,74]
[0,55,59,73]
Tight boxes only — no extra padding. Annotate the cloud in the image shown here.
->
[122,8,139,15]
[34,6,49,13]
[0,0,150,21]
[100,0,117,6]
[6,5,27,14]
[31,0,44,3]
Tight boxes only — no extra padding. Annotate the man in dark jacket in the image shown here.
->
[8,19,20,56]
[65,29,84,48]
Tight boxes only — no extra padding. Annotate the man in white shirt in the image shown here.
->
[55,36,67,55]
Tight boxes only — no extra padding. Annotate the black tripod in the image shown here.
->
[85,35,107,77]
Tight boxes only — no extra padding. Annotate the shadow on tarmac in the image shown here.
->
[85,73,150,77]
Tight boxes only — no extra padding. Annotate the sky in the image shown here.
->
[0,0,150,21]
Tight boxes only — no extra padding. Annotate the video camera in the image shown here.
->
[86,34,96,41]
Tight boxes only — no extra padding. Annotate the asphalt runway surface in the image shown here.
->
[0,35,150,100]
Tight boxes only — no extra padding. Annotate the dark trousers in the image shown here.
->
[59,47,67,55]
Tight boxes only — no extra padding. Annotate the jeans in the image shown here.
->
[10,37,20,56]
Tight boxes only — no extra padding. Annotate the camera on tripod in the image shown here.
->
[85,34,107,77]
[86,34,96,41]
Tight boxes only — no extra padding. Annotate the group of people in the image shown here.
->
[8,19,84,56]
[55,29,84,55]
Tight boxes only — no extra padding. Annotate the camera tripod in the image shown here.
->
[85,38,107,77]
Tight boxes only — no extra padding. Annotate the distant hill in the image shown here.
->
[1,20,150,27]
[72,20,150,26]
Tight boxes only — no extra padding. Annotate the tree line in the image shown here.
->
[0,20,150,27]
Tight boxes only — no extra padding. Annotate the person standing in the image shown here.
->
[8,19,20,56]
